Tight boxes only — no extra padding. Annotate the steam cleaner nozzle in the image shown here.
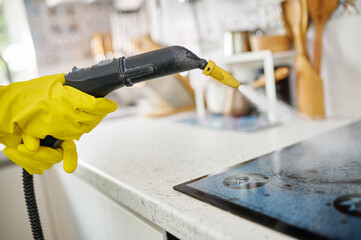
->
[202,60,240,88]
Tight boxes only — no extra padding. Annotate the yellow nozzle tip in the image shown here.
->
[202,60,240,88]
[220,75,241,88]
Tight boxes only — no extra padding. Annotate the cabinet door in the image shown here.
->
[0,164,54,240]
[42,167,165,240]
[0,165,34,240]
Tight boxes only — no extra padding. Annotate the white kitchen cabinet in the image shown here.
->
[0,164,34,240]
[0,160,165,240]
[0,163,53,240]
[41,167,165,240]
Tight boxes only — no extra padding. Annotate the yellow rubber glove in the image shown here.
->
[0,73,117,140]
[3,135,77,175]
[0,124,22,148]
[0,74,117,174]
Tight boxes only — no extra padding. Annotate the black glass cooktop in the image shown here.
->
[174,121,361,240]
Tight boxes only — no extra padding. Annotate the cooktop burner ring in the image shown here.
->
[334,194,361,217]
[223,173,269,189]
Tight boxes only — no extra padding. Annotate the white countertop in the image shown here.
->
[71,113,355,240]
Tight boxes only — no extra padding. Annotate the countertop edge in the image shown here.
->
[74,160,243,240]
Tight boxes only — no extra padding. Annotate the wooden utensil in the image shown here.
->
[281,4,293,40]
[300,0,309,59]
[295,54,325,118]
[252,67,291,89]
[282,0,306,56]
[308,0,339,74]
[283,0,326,118]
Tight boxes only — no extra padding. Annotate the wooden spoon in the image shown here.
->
[281,3,293,40]
[252,67,291,89]
[300,0,309,59]
[295,54,325,118]
[282,0,306,56]
[283,0,326,118]
[308,0,339,74]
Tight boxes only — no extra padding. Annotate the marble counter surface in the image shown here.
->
[73,113,356,240]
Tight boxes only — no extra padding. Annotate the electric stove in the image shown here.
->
[174,121,361,239]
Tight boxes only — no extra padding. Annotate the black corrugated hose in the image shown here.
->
[22,168,45,240]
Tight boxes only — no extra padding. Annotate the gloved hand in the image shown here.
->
[0,73,117,140]
[3,134,77,175]
[0,74,117,174]
[0,124,22,149]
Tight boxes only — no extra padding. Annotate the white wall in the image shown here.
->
[3,0,38,81]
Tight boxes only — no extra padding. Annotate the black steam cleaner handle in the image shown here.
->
[39,46,208,148]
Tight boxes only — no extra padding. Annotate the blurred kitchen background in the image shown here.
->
[0,0,360,120]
